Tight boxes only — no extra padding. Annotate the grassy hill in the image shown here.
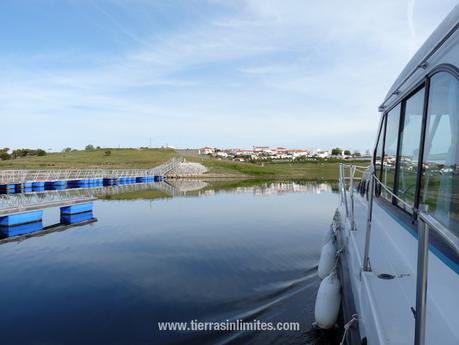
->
[0,147,369,181]
[183,152,369,181]
[0,148,177,169]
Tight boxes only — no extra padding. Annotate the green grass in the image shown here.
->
[189,157,368,181]
[0,148,177,169]
[101,189,171,200]
[0,147,369,181]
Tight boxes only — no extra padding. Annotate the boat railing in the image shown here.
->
[338,162,459,345]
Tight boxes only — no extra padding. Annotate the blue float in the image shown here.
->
[61,202,93,215]
[32,181,45,188]
[67,180,80,188]
[0,210,43,226]
[46,185,65,190]
[0,221,43,237]
[45,180,65,187]
[76,179,90,188]
[61,211,93,225]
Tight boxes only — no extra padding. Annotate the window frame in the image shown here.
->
[393,83,427,210]
[373,63,459,266]
[375,64,459,214]
[379,102,402,204]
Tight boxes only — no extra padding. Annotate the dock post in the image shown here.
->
[350,165,356,230]
[342,165,349,217]
[363,166,374,271]
[414,205,429,345]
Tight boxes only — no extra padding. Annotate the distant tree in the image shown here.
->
[36,149,46,156]
[344,150,351,156]
[0,152,11,160]
[63,147,72,153]
[12,149,28,158]
[85,144,95,151]
[331,148,343,156]
[353,150,361,157]
[1,147,9,153]
[104,150,112,156]
[96,146,101,150]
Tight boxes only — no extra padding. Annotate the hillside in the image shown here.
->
[0,148,177,169]
[0,147,369,181]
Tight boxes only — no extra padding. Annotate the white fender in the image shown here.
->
[318,239,336,279]
[314,272,341,329]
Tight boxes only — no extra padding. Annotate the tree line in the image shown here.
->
[331,148,368,157]
[0,148,47,161]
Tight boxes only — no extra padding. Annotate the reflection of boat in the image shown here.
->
[315,6,459,345]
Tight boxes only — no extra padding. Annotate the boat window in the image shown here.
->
[395,88,425,212]
[419,72,459,236]
[381,104,401,201]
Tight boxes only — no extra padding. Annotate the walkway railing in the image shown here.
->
[0,157,181,184]
[339,163,459,345]
[0,181,181,212]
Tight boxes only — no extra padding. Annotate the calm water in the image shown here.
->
[0,181,341,345]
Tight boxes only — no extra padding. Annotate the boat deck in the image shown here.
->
[338,192,459,345]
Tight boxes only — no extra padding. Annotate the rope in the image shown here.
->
[339,314,358,345]
[331,248,343,273]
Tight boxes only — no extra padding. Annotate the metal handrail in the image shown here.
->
[0,157,182,184]
[373,174,415,212]
[339,162,459,345]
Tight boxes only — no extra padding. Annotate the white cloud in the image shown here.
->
[1,0,457,151]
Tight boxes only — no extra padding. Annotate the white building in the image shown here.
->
[199,147,215,155]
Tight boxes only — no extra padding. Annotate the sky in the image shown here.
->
[0,0,457,152]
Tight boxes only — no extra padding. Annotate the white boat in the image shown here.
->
[315,5,459,345]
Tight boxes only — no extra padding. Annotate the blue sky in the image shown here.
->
[1,0,457,151]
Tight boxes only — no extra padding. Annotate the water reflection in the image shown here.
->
[0,180,340,345]
[0,221,43,238]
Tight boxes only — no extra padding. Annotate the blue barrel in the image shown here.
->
[0,221,43,238]
[61,211,93,225]
[0,210,43,226]
[61,202,93,215]
[77,179,90,187]
[32,181,45,188]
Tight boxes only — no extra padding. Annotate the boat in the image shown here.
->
[314,5,459,345]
